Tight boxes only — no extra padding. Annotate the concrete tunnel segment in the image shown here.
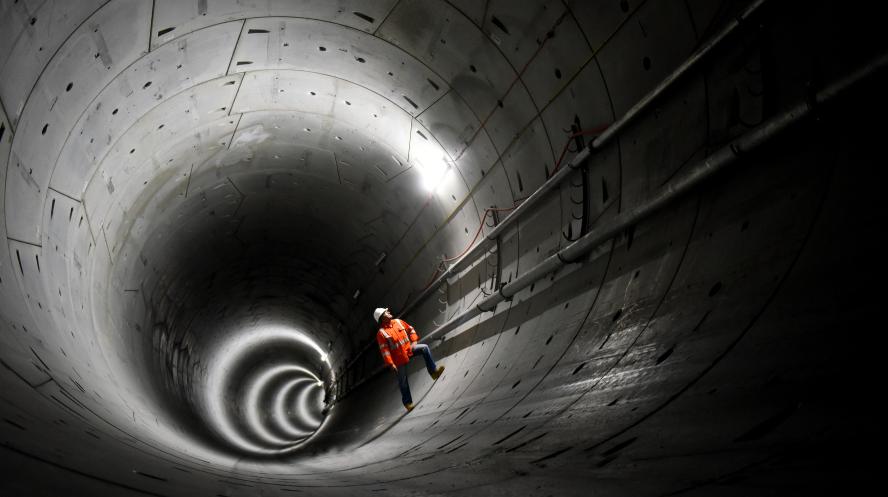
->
[0,0,883,495]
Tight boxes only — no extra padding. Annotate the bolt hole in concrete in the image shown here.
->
[353,12,375,23]
[491,16,509,34]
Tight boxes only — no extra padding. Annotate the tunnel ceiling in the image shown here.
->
[1,0,883,495]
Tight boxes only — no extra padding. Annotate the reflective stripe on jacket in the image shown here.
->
[376,319,419,367]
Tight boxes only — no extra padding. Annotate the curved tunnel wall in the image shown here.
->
[0,0,883,495]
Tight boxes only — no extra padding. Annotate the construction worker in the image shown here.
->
[374,308,444,411]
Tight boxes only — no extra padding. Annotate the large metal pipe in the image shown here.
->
[399,0,769,320]
[337,52,886,398]
[418,51,887,344]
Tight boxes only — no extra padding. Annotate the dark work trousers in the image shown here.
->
[395,344,438,405]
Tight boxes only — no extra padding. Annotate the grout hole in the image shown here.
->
[132,470,167,482]
[66,82,73,92]
[353,12,375,23]
[4,419,25,430]
[157,27,175,36]
[41,123,48,135]
[143,81,152,89]
[656,345,674,365]
[490,16,509,34]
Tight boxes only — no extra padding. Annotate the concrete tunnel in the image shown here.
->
[0,0,884,495]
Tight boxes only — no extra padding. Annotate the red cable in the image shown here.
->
[414,125,609,299]
[440,201,522,264]
[430,124,608,278]
[551,124,611,175]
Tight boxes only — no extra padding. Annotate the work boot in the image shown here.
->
[404,402,415,412]
[430,365,445,380]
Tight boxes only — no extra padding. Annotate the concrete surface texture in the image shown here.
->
[0,0,883,495]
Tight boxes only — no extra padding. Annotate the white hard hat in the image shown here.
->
[373,307,389,323]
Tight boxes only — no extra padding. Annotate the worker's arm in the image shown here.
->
[376,330,396,370]
[401,320,420,343]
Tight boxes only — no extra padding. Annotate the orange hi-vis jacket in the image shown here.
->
[376,319,419,367]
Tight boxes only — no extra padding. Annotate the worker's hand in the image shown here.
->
[390,365,398,374]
